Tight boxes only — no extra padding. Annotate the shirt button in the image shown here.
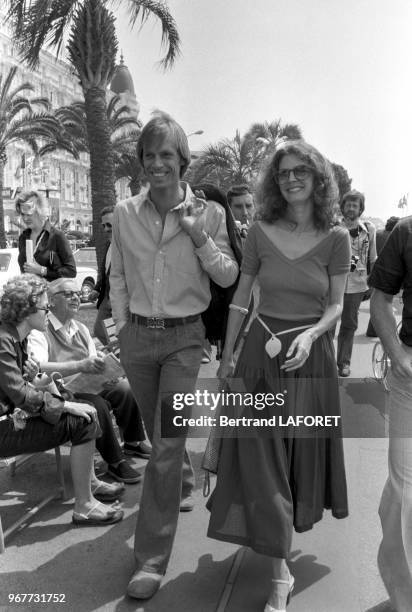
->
[156,278,160,282]
[155,221,160,225]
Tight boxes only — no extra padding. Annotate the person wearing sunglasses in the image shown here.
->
[0,274,123,526]
[207,140,351,612]
[28,278,142,486]
[15,191,76,281]
[92,206,115,344]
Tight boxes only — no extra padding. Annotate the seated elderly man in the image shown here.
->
[28,278,150,484]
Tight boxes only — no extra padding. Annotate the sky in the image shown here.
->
[114,0,411,222]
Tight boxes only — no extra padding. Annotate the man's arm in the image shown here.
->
[28,329,104,377]
[371,289,412,379]
[109,205,130,332]
[192,202,239,287]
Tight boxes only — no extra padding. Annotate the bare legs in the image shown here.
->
[265,557,294,612]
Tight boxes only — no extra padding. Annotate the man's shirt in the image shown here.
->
[28,312,97,362]
[110,183,239,327]
[369,216,412,346]
[344,220,377,294]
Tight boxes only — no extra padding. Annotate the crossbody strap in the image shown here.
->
[256,315,312,337]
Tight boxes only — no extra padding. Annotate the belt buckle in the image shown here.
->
[147,317,165,330]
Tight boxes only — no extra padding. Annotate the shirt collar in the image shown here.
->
[48,312,79,338]
[144,182,194,214]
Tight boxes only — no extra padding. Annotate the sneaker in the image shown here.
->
[124,441,152,460]
[338,365,351,377]
[107,461,141,484]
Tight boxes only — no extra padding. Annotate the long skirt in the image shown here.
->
[207,316,348,558]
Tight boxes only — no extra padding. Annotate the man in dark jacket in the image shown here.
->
[93,206,114,344]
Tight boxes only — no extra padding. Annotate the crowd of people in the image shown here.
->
[0,110,410,611]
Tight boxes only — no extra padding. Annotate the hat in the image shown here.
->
[47,278,80,295]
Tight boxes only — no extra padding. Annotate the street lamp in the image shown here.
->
[186,130,204,138]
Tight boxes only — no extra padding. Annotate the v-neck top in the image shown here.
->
[241,222,350,321]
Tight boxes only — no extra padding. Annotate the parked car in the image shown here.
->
[0,248,97,302]
[0,249,21,289]
[73,247,98,302]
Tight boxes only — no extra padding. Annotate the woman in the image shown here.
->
[16,191,76,280]
[207,141,351,612]
[0,274,123,525]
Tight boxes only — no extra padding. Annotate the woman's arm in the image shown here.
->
[217,272,255,378]
[281,272,347,372]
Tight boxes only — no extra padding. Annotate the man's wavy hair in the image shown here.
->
[257,140,339,230]
[137,111,191,178]
[1,274,47,325]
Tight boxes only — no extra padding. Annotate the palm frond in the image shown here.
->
[124,0,181,69]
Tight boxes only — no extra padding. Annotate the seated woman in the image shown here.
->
[15,191,76,281]
[0,274,123,525]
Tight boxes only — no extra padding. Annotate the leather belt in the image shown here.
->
[131,313,200,329]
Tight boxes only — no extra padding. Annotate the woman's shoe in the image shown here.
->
[72,501,124,526]
[264,573,295,612]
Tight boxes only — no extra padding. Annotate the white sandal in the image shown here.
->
[264,574,295,612]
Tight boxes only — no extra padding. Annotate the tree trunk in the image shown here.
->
[83,87,116,268]
[0,160,7,249]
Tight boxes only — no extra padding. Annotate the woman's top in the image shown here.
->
[241,222,350,321]
[0,323,59,424]
[18,220,76,280]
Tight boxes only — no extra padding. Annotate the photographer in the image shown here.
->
[337,190,377,376]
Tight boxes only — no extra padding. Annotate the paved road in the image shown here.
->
[0,302,395,611]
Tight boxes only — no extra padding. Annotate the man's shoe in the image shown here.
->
[338,365,351,377]
[126,569,163,599]
[124,441,152,460]
[107,461,141,484]
[180,494,194,512]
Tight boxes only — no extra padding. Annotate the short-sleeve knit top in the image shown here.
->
[241,222,351,321]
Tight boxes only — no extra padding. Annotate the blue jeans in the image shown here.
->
[119,317,204,574]
[337,291,364,368]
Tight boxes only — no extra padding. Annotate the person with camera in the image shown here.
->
[336,190,376,377]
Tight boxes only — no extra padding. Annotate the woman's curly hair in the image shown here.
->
[256,140,339,230]
[1,274,47,325]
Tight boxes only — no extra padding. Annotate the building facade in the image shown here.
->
[0,11,139,241]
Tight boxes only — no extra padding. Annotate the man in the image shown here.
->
[28,278,143,483]
[92,205,115,345]
[366,216,400,337]
[226,184,255,237]
[370,217,412,611]
[110,112,238,599]
[336,189,377,376]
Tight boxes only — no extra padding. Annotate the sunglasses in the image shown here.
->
[102,222,112,229]
[36,305,50,314]
[54,290,81,299]
[275,165,313,185]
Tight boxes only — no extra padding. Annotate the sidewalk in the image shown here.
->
[0,310,395,611]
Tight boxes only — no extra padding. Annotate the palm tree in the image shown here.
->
[188,130,263,192]
[0,66,59,248]
[6,0,180,261]
[40,95,141,160]
[244,120,302,161]
[114,145,145,196]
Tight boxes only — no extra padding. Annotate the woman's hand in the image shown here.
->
[281,330,314,372]
[217,356,235,381]
[64,401,98,423]
[23,262,43,275]
[23,354,40,381]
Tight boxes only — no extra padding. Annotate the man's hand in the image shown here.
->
[81,356,106,374]
[64,401,98,423]
[179,191,208,247]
